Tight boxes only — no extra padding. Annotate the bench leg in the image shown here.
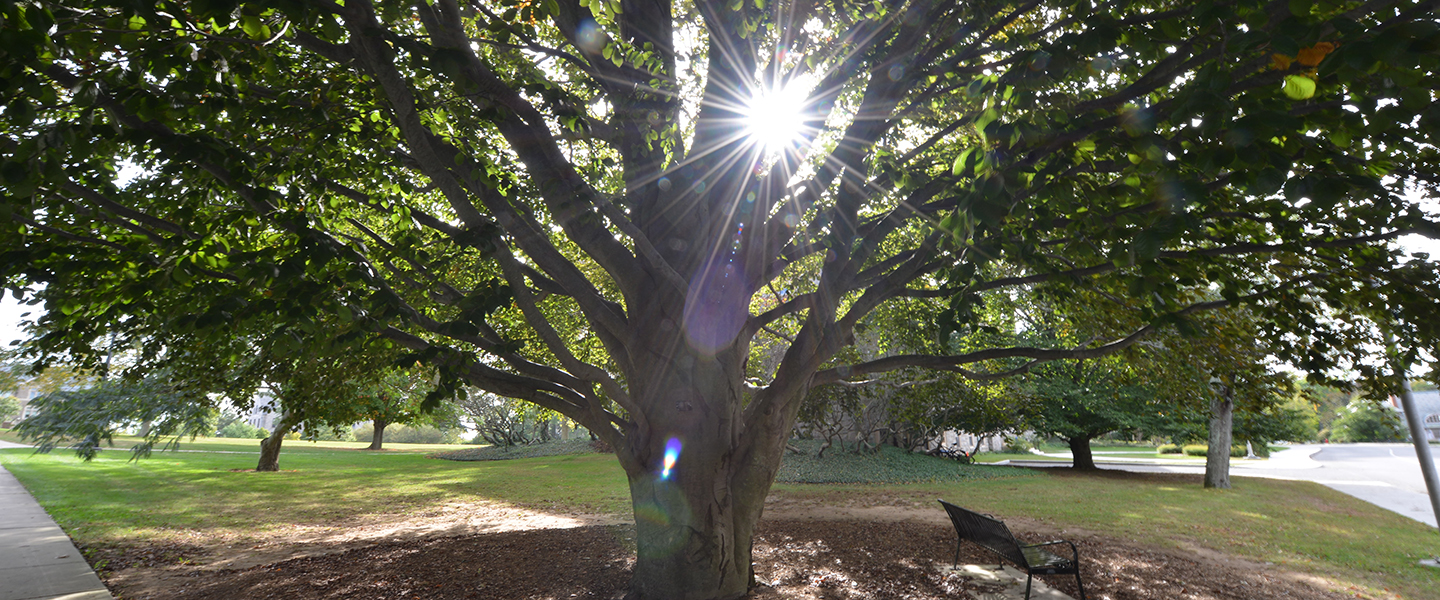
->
[1024,573,1033,600]
[1074,571,1087,600]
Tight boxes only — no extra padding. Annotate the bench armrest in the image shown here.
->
[1023,539,1081,562]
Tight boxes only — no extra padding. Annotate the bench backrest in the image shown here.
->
[939,500,1028,568]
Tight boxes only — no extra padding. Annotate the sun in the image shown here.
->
[742,79,813,154]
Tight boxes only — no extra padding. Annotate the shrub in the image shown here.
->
[303,426,355,442]
[1181,444,1248,457]
[1000,435,1034,454]
[357,423,465,445]
[1157,444,1182,454]
[217,421,266,439]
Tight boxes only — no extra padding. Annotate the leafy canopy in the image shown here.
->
[1,0,1438,493]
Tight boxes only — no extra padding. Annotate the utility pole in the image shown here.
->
[1396,376,1440,532]
[1388,336,1440,532]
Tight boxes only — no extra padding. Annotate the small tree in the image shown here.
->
[353,369,438,450]
[1025,356,1152,470]
[458,392,563,447]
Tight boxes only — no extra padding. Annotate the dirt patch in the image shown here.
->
[91,497,1362,600]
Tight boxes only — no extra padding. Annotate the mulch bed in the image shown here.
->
[109,520,1350,600]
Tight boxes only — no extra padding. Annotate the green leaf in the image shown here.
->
[952,148,975,176]
[1282,75,1315,100]
[973,108,998,137]
[241,16,263,38]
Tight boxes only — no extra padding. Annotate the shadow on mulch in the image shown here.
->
[119,520,1347,600]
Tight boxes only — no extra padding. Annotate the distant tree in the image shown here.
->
[1328,401,1407,443]
[212,407,247,435]
[0,352,23,395]
[1025,355,1153,470]
[913,375,1032,456]
[1300,382,1355,435]
[1235,397,1317,453]
[217,420,267,439]
[459,392,563,447]
[14,375,212,459]
[1131,305,1295,489]
[352,369,439,450]
[0,395,21,423]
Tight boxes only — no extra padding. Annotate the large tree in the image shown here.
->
[4,1,1440,598]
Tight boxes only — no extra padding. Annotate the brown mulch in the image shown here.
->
[97,519,1353,600]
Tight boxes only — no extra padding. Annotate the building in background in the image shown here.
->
[1,382,42,428]
[243,388,279,432]
[1389,389,1440,441]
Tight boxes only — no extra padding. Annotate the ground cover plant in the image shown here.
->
[3,445,1437,600]
[773,439,1033,483]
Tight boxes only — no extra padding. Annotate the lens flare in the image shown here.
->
[742,78,814,154]
[660,437,682,480]
[575,19,604,54]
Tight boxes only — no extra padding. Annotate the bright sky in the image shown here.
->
[0,293,36,350]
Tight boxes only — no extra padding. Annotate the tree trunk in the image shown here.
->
[136,419,154,438]
[625,466,757,600]
[1205,385,1234,489]
[617,329,791,600]
[1068,436,1097,470]
[368,418,388,450]
[257,413,297,472]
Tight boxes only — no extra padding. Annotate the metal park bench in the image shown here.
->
[938,500,1087,600]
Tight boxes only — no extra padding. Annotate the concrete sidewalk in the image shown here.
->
[0,442,113,600]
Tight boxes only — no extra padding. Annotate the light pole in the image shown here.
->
[1395,375,1440,533]
[1386,333,1440,536]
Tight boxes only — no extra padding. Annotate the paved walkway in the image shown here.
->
[0,441,113,600]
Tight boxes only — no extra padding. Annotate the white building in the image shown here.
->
[1389,389,1440,441]
[243,388,280,431]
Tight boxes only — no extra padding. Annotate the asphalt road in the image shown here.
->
[1299,443,1440,527]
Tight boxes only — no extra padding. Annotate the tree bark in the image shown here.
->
[1068,436,1097,470]
[617,323,788,600]
[1205,385,1234,489]
[257,413,297,472]
[368,418,388,451]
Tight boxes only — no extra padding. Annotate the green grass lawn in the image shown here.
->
[1,440,1435,600]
